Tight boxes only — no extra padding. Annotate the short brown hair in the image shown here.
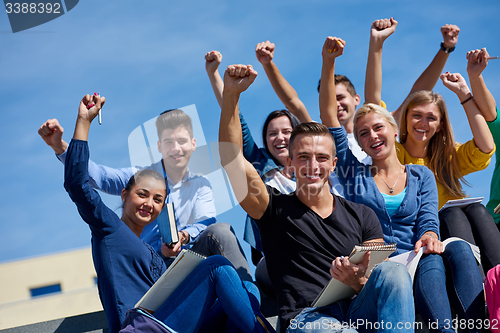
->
[289,122,336,158]
[156,109,193,139]
[317,74,357,97]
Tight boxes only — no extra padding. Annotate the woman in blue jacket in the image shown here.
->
[329,103,485,333]
[63,93,274,333]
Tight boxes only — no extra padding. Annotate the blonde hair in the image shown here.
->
[399,90,466,197]
[353,103,398,143]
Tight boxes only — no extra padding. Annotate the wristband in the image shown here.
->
[424,232,436,239]
[460,95,474,105]
[440,42,455,53]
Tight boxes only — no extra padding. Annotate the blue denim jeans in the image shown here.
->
[192,222,253,282]
[286,261,414,333]
[414,240,485,333]
[153,255,270,333]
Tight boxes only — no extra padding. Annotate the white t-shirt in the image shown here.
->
[263,168,296,194]
[330,132,372,197]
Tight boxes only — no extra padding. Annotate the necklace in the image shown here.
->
[377,167,403,194]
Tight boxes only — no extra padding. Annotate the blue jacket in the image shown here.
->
[64,140,167,332]
[240,112,280,177]
[330,127,440,255]
[240,112,280,250]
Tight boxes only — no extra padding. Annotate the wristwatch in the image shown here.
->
[440,42,455,53]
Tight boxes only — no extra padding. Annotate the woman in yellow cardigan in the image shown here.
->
[396,71,500,275]
[363,17,500,274]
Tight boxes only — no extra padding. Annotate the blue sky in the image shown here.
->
[1,0,499,276]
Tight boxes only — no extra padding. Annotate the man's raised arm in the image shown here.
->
[394,24,459,122]
[319,36,345,128]
[219,64,269,220]
[38,118,135,195]
[205,50,224,108]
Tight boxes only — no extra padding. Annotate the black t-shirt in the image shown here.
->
[255,186,383,332]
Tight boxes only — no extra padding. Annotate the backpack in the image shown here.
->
[485,264,500,332]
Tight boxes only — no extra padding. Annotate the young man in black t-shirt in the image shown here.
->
[219,38,414,333]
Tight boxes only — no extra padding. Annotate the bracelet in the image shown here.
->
[440,42,455,53]
[460,95,474,105]
[424,232,436,239]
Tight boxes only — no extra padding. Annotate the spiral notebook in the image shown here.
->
[312,243,396,307]
[135,249,206,313]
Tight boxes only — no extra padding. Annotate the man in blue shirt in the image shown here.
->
[39,108,252,281]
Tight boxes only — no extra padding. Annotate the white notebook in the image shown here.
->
[135,249,206,313]
[313,243,396,308]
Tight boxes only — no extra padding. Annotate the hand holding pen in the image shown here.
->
[85,92,104,125]
[467,48,496,77]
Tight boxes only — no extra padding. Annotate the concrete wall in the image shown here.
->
[0,247,103,329]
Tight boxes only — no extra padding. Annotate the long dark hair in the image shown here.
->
[262,109,300,166]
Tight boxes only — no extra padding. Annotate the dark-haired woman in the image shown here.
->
[64,93,274,333]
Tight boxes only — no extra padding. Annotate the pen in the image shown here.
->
[487,56,500,60]
[98,92,102,125]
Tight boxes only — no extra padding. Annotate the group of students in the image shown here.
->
[38,17,500,333]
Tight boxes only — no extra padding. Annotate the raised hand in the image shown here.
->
[38,118,67,155]
[223,64,258,94]
[467,48,490,77]
[255,40,275,65]
[78,93,106,123]
[205,50,223,73]
[322,36,345,60]
[73,93,106,141]
[370,17,398,43]
[440,72,470,97]
[441,24,460,49]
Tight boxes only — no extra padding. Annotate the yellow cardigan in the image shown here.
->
[395,141,494,209]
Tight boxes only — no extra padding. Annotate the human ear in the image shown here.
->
[354,94,361,107]
[121,189,127,203]
[191,138,196,151]
[157,140,161,154]
[331,157,338,173]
